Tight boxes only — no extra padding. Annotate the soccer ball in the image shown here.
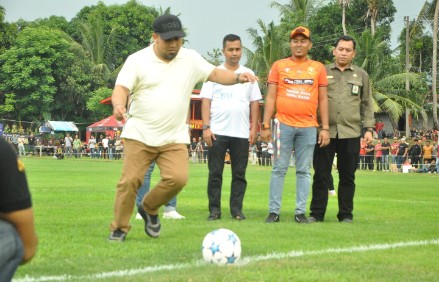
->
[202,228,241,265]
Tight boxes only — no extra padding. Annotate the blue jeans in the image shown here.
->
[396,155,405,169]
[269,122,316,215]
[0,220,24,282]
[136,161,177,212]
[382,155,389,170]
[90,148,96,158]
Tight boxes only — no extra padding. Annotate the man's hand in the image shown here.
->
[238,72,259,83]
[260,129,271,142]
[113,104,127,121]
[318,130,330,147]
[203,129,216,147]
[364,131,373,143]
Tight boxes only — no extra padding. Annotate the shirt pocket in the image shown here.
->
[348,79,363,96]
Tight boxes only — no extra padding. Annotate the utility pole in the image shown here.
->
[404,16,410,138]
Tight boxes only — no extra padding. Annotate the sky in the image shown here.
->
[2,0,425,57]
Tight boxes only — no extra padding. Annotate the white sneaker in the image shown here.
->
[135,213,142,220]
[329,190,337,196]
[163,210,185,219]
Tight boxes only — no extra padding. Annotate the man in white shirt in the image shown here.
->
[109,15,258,241]
[64,133,73,158]
[201,34,262,221]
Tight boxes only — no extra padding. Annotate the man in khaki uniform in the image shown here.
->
[309,35,374,223]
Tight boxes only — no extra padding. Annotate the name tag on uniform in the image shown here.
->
[352,85,359,95]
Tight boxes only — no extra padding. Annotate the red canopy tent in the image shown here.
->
[86,115,125,143]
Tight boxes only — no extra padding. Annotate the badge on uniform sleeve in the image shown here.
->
[352,85,359,95]
[17,159,25,172]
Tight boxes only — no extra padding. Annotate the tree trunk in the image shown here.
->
[433,0,439,129]
[342,5,347,35]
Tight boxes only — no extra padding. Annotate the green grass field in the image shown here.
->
[13,157,439,282]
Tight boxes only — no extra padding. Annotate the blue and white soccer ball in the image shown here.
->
[202,228,241,265]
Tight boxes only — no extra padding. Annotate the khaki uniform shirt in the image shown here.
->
[325,63,374,139]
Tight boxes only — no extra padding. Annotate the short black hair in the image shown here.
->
[335,35,356,50]
[223,34,241,48]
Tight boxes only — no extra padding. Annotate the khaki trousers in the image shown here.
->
[110,139,188,233]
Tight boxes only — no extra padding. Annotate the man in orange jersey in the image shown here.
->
[261,26,329,224]
[309,36,374,223]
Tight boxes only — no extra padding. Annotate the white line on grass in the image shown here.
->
[14,238,439,282]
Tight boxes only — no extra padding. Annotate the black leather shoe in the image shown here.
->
[232,213,246,220]
[207,213,221,221]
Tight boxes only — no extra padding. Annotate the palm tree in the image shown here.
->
[353,30,427,132]
[365,0,379,36]
[245,20,286,92]
[78,17,119,85]
[433,0,439,129]
[0,5,5,23]
[373,73,428,132]
[270,0,318,24]
[338,0,350,35]
[413,0,438,129]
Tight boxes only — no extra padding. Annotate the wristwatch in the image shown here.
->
[261,123,271,130]
[202,124,210,130]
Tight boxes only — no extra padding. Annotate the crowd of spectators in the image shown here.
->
[358,127,438,173]
[2,127,438,173]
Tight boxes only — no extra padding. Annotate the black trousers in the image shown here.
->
[310,137,360,221]
[207,134,249,216]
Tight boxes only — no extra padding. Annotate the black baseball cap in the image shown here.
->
[153,14,186,40]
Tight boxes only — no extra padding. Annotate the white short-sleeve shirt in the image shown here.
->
[116,45,215,146]
[200,65,262,138]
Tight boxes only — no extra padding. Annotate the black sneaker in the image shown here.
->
[137,206,161,238]
[207,213,221,221]
[339,218,353,223]
[265,213,280,223]
[308,216,323,223]
[232,213,246,221]
[108,229,127,242]
[294,214,309,224]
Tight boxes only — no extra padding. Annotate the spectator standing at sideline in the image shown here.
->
[64,133,73,158]
[375,120,385,139]
[396,137,409,170]
[359,138,367,170]
[422,140,433,164]
[390,137,399,164]
[88,134,97,158]
[365,139,375,170]
[114,135,123,160]
[201,34,262,221]
[108,14,258,241]
[102,135,109,159]
[375,139,383,171]
[12,134,19,152]
[196,137,204,163]
[261,26,330,224]
[309,35,374,223]
[190,137,197,163]
[108,135,115,160]
[27,133,36,156]
[408,139,422,169]
[381,137,391,171]
[17,135,26,157]
[73,134,82,158]
[0,138,38,281]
